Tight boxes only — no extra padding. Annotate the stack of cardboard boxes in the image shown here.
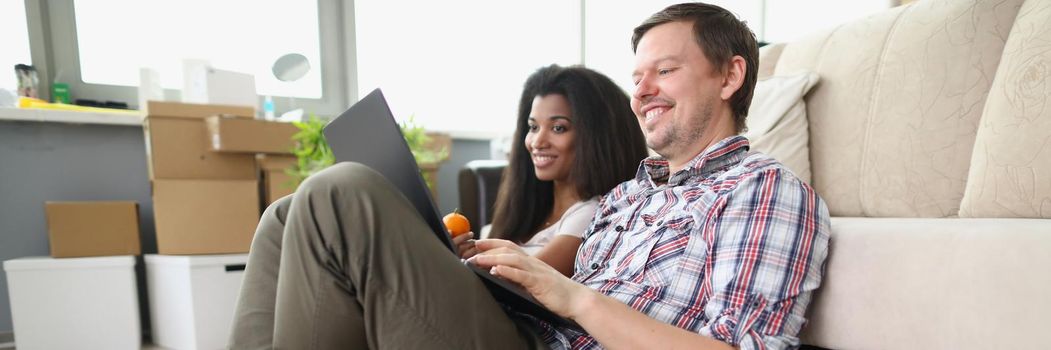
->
[143,101,297,254]
[144,101,260,254]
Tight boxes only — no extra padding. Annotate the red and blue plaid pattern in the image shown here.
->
[535,136,830,350]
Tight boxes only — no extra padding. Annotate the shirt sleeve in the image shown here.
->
[553,199,600,239]
[697,167,830,350]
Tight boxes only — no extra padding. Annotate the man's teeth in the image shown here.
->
[646,108,664,121]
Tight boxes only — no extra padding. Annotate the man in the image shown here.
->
[230,3,829,350]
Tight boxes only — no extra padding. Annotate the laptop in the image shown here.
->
[323,88,583,331]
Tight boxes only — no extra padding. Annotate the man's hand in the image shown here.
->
[469,240,735,350]
[468,239,592,318]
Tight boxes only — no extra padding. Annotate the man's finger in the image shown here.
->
[490,265,535,288]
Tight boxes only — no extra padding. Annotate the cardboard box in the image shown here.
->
[44,201,142,258]
[4,256,140,350]
[147,100,255,119]
[145,254,247,350]
[264,171,295,205]
[258,155,298,205]
[152,179,260,255]
[205,116,298,154]
[143,101,257,180]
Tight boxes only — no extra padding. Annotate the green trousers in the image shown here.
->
[228,162,545,349]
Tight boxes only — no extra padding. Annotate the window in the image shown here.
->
[355,0,581,137]
[73,0,322,99]
[763,0,890,43]
[0,0,32,93]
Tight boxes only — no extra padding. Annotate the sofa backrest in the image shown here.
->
[768,0,1027,218]
[959,0,1051,218]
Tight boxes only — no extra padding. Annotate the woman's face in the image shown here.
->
[524,94,576,183]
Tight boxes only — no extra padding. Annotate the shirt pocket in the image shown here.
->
[614,211,695,287]
[634,210,693,285]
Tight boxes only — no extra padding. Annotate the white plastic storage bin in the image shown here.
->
[145,254,248,350]
[3,255,141,350]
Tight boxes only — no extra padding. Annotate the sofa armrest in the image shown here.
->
[457,160,507,234]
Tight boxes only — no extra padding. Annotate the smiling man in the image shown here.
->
[472,3,831,349]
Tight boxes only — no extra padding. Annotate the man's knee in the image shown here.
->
[251,194,293,249]
[262,194,293,221]
[296,162,391,199]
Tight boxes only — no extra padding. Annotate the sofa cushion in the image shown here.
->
[801,217,1051,349]
[960,0,1051,218]
[743,72,819,183]
[757,42,786,79]
[773,0,1025,217]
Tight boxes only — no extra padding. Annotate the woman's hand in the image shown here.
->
[468,239,593,318]
[452,232,478,259]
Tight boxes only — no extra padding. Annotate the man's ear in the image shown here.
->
[720,55,747,101]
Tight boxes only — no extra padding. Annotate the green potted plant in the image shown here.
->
[287,114,335,186]
[399,115,451,193]
[286,114,450,195]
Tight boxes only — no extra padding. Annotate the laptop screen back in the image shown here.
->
[322,88,454,252]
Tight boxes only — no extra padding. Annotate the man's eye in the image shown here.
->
[658,68,672,75]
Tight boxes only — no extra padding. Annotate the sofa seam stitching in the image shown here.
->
[860,3,911,217]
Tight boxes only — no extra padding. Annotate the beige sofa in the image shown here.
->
[758,0,1051,348]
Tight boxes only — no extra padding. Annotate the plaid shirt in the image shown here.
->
[534,136,830,350]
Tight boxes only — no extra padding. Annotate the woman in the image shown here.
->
[453,64,648,277]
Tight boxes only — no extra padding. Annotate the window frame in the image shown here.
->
[40,0,351,116]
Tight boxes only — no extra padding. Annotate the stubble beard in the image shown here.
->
[647,98,713,160]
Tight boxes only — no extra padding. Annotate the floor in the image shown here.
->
[0,329,171,349]
[0,343,170,349]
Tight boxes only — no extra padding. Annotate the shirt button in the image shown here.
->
[615,225,624,232]
[590,262,600,270]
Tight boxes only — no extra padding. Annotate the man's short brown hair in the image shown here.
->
[631,2,759,133]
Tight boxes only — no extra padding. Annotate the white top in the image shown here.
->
[144,253,249,267]
[519,198,599,255]
[3,255,135,271]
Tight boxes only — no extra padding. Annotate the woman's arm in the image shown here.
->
[531,199,595,276]
[532,235,582,277]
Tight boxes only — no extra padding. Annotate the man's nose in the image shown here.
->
[633,74,657,102]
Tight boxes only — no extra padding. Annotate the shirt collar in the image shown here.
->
[635,135,751,186]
